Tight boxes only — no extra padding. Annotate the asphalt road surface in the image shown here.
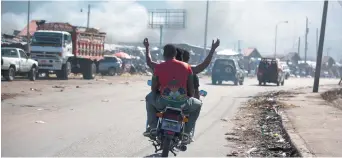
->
[1,76,339,157]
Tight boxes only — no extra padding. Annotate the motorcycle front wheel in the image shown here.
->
[161,137,172,157]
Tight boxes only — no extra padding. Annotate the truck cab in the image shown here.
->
[30,30,73,78]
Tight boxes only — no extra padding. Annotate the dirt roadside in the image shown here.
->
[1,74,150,101]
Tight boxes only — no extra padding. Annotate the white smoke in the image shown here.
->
[1,0,342,59]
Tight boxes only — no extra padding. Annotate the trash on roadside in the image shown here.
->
[35,120,45,124]
[76,86,80,88]
[221,118,229,122]
[227,150,239,157]
[226,135,241,141]
[52,85,65,88]
[246,147,257,155]
[101,99,109,102]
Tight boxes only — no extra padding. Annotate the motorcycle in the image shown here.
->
[146,80,207,157]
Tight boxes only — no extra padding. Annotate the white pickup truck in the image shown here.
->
[1,47,39,81]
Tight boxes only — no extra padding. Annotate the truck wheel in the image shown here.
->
[83,62,96,80]
[259,81,262,86]
[218,80,222,85]
[28,67,37,81]
[5,67,15,81]
[57,62,71,80]
[239,80,243,85]
[108,67,116,76]
[277,81,280,86]
[212,79,217,85]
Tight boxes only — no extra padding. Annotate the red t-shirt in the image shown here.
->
[154,59,193,104]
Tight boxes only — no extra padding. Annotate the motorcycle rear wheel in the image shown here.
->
[161,137,172,157]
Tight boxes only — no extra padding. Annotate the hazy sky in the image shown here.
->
[2,0,342,60]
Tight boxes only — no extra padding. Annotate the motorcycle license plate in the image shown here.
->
[161,119,181,132]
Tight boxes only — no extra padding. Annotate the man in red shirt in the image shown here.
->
[146,44,202,143]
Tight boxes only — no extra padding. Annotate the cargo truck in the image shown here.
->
[30,21,106,79]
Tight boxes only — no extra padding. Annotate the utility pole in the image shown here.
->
[238,40,241,54]
[313,0,329,93]
[297,37,301,57]
[87,4,90,28]
[203,0,209,60]
[304,17,309,64]
[27,0,31,53]
[316,28,319,55]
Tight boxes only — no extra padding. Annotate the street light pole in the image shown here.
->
[274,21,288,58]
[203,0,209,60]
[27,0,31,53]
[87,4,90,28]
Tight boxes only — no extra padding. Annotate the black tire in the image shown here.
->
[281,80,285,86]
[277,81,280,86]
[5,67,15,81]
[218,80,222,85]
[259,81,262,86]
[28,67,37,81]
[212,78,217,85]
[57,62,71,80]
[161,137,171,157]
[239,81,243,85]
[234,79,238,85]
[263,82,266,86]
[108,67,116,76]
[83,62,96,80]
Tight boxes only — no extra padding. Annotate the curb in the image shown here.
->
[279,109,315,157]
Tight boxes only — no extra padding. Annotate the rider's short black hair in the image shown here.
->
[176,48,184,61]
[163,44,177,59]
[182,50,190,63]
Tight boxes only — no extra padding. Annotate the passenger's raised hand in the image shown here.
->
[143,38,149,48]
[211,39,220,50]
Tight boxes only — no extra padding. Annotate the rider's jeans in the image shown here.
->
[145,92,202,134]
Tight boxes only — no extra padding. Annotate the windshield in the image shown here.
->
[31,32,63,46]
[1,49,18,58]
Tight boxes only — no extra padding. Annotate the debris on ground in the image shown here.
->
[101,99,109,102]
[227,150,239,157]
[1,93,20,101]
[76,86,80,88]
[52,85,65,88]
[226,90,300,157]
[35,120,45,124]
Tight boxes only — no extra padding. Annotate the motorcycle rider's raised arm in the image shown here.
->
[192,49,214,74]
[187,65,194,97]
[192,39,220,74]
[143,38,157,70]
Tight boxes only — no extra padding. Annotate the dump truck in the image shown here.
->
[30,21,106,79]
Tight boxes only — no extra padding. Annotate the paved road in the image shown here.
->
[1,76,339,157]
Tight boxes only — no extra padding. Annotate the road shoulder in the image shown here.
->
[282,85,342,157]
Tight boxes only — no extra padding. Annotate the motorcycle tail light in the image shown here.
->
[183,117,189,122]
[156,112,163,118]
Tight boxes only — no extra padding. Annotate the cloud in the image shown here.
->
[2,0,342,59]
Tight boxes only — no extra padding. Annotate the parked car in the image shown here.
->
[98,56,122,76]
[1,47,39,81]
[211,58,245,85]
[257,58,285,86]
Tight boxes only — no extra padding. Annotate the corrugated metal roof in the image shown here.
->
[18,20,38,37]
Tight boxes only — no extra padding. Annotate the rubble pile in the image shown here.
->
[321,88,342,110]
[321,88,342,102]
[227,91,300,157]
